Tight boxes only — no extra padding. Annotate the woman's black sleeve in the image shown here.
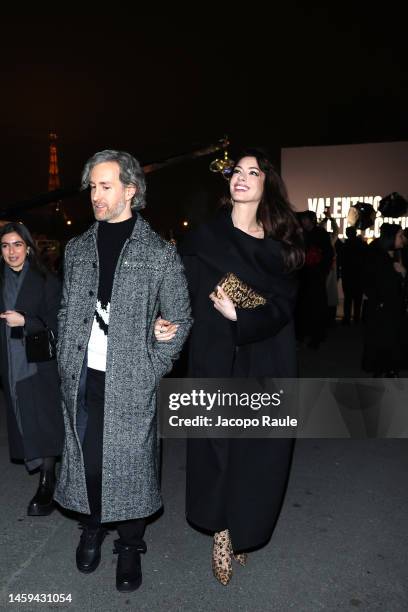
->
[235,282,297,345]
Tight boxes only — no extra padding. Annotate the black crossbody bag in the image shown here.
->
[25,316,57,363]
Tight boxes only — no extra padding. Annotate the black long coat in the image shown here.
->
[180,210,298,551]
[296,225,333,343]
[362,241,404,373]
[0,265,64,462]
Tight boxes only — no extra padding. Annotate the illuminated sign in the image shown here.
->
[308,195,408,238]
[281,141,408,240]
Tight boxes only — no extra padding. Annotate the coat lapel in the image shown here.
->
[14,268,39,312]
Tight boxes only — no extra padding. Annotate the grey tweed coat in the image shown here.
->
[54,214,192,522]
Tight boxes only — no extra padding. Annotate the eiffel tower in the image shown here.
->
[33,132,65,266]
[48,132,61,210]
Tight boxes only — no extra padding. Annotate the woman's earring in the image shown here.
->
[27,247,30,255]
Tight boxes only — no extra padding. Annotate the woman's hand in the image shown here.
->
[393,261,406,277]
[0,310,25,327]
[209,286,237,321]
[154,317,179,342]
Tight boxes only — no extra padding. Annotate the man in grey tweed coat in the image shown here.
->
[54,150,192,592]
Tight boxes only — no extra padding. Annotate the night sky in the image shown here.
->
[1,10,407,238]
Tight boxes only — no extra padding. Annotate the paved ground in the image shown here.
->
[0,322,407,611]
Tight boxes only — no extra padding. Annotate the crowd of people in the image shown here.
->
[0,147,407,595]
[293,206,408,377]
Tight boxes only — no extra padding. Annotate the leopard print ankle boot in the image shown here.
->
[212,529,232,585]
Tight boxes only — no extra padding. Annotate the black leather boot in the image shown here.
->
[27,466,56,516]
[76,525,108,573]
[113,539,147,592]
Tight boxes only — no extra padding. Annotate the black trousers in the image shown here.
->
[80,368,145,546]
[343,288,363,323]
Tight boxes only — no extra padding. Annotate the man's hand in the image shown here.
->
[154,317,179,342]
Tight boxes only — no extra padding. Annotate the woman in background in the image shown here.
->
[0,222,63,515]
[362,222,406,377]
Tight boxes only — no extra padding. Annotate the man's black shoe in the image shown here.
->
[27,469,55,516]
[113,539,147,592]
[76,525,107,573]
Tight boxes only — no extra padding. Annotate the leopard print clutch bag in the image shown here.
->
[216,272,266,309]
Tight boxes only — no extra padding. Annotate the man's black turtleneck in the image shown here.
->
[97,213,136,309]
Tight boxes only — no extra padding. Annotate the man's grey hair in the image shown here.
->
[81,149,147,210]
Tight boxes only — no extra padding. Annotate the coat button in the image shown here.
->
[89,290,94,297]
[92,262,97,268]
[77,345,82,351]
[72,374,75,380]
[83,318,88,324]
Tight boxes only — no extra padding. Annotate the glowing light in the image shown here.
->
[182,221,188,227]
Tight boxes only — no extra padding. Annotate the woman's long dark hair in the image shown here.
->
[224,148,304,271]
[0,222,47,280]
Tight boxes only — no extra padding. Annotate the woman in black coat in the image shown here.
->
[155,149,304,585]
[362,223,406,376]
[0,222,63,515]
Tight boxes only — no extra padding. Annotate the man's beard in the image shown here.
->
[94,199,126,221]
